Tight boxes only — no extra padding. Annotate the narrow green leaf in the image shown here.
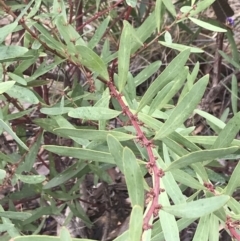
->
[171,169,205,190]
[224,162,240,195]
[0,224,14,232]
[43,163,88,189]
[123,147,144,207]
[40,107,73,115]
[162,0,176,16]
[159,182,180,241]
[163,195,230,218]
[43,145,114,164]
[219,50,240,69]
[56,15,85,46]
[149,68,188,114]
[159,41,203,53]
[208,214,219,241]
[22,206,53,225]
[68,107,120,120]
[34,23,65,52]
[26,59,64,82]
[52,0,67,22]
[131,11,156,53]
[118,21,131,91]
[0,205,20,238]
[212,112,240,149]
[156,0,162,32]
[188,0,215,16]
[165,146,238,171]
[186,135,240,147]
[189,17,227,32]
[231,75,238,115]
[148,82,174,114]
[0,46,28,62]
[194,109,225,129]
[7,73,27,86]
[76,45,109,80]
[163,172,186,205]
[0,211,31,220]
[60,226,72,241]
[192,215,210,241]
[164,31,172,44]
[88,17,110,49]
[151,217,197,241]
[6,85,39,104]
[0,169,6,180]
[18,134,42,173]
[129,205,143,241]
[134,61,161,87]
[178,62,199,103]
[0,81,15,94]
[55,128,134,141]
[155,75,208,139]
[52,116,88,146]
[0,119,28,151]
[107,135,124,172]
[138,49,190,111]
[27,0,41,18]
[0,22,18,44]
[15,174,45,184]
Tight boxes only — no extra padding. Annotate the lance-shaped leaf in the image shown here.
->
[159,181,180,241]
[6,85,39,104]
[43,163,88,190]
[162,195,230,218]
[171,169,206,190]
[154,75,208,139]
[0,81,15,94]
[56,15,85,46]
[68,107,120,120]
[149,67,188,114]
[159,41,203,53]
[15,174,45,184]
[88,17,110,49]
[0,22,17,44]
[156,0,162,32]
[165,146,238,171]
[0,224,14,232]
[60,227,72,241]
[0,211,31,220]
[212,112,240,149]
[40,107,73,115]
[138,49,190,111]
[55,128,134,142]
[192,215,210,241]
[107,135,124,173]
[134,61,161,87]
[151,217,197,241]
[129,205,143,241]
[0,169,6,180]
[0,119,28,151]
[76,45,109,80]
[43,145,115,164]
[0,46,28,63]
[189,17,227,32]
[118,21,132,91]
[123,147,144,207]
[224,162,240,196]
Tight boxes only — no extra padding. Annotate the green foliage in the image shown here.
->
[0,0,240,241]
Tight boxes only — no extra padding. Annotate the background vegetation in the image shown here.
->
[0,0,240,240]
